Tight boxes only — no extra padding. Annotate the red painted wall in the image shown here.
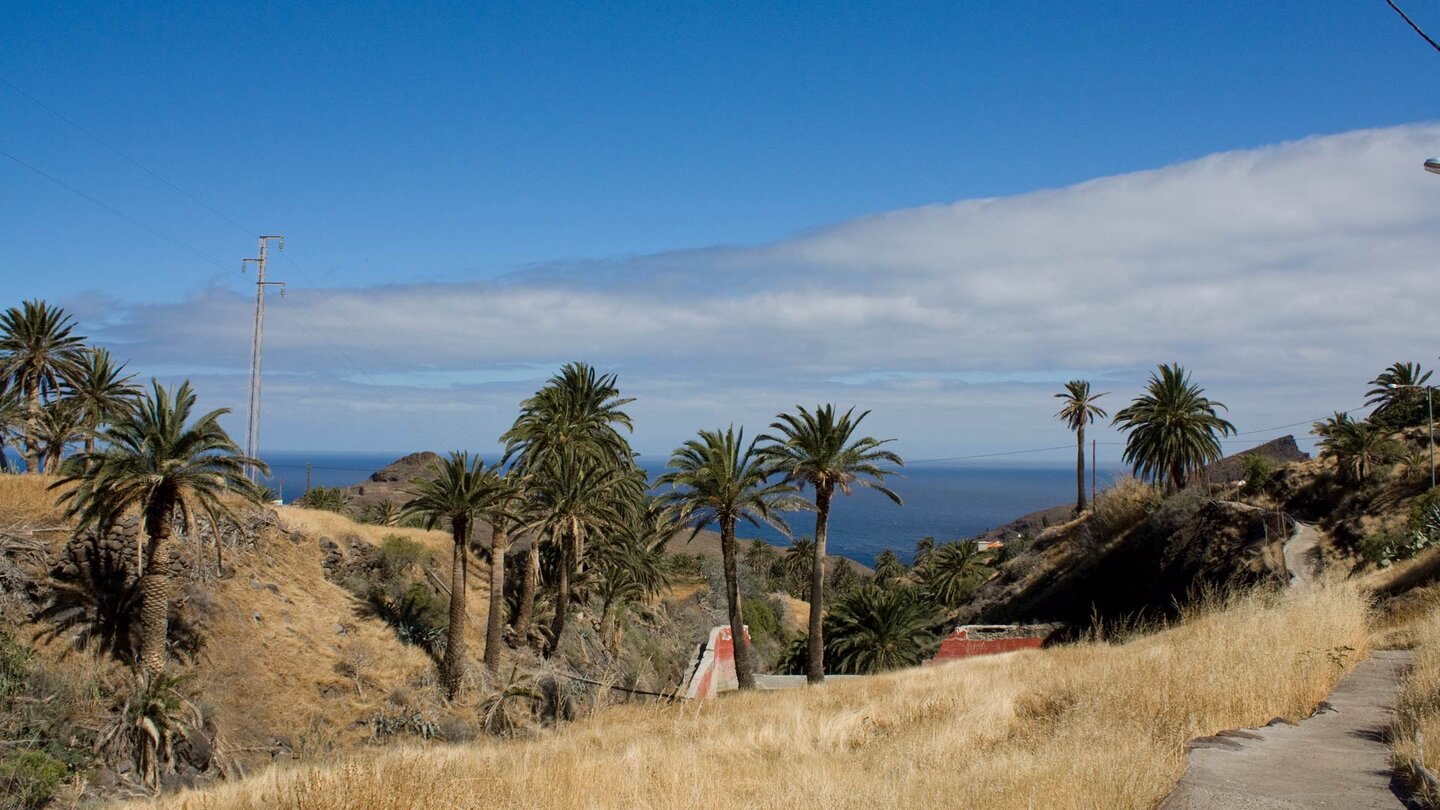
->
[925,628,1045,665]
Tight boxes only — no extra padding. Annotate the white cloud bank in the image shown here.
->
[92,124,1440,458]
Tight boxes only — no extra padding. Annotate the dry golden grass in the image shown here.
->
[273,506,453,555]
[0,473,67,529]
[1392,589,1440,802]
[149,585,1369,810]
[189,506,499,756]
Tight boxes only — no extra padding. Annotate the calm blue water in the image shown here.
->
[258,451,1123,566]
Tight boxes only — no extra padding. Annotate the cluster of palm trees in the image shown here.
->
[402,367,906,695]
[0,300,142,474]
[654,407,905,689]
[1056,363,1236,514]
[406,383,914,694]
[1312,361,1434,486]
[0,301,260,682]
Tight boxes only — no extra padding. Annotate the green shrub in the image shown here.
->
[667,553,706,582]
[1359,523,1440,568]
[741,596,782,648]
[0,632,30,700]
[0,750,67,810]
[1146,487,1210,536]
[377,535,433,580]
[369,582,448,654]
[1241,454,1274,496]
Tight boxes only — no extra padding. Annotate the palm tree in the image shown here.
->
[1315,418,1404,484]
[1366,361,1435,430]
[745,539,779,584]
[658,426,804,690]
[913,536,935,567]
[523,449,639,656]
[781,536,815,596]
[0,383,27,469]
[872,548,907,584]
[502,362,636,470]
[401,451,510,698]
[51,380,265,676]
[478,463,524,675]
[0,300,87,472]
[589,500,677,655]
[760,404,901,684]
[365,499,403,526]
[1112,364,1235,490]
[826,586,937,674]
[65,347,139,459]
[502,362,635,641]
[1055,380,1108,513]
[916,541,992,612]
[1366,361,1432,411]
[34,399,84,473]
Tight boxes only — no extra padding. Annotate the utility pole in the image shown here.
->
[305,461,312,497]
[242,235,285,481]
[1091,438,1097,505]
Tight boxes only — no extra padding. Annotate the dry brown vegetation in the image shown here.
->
[147,585,1369,810]
[0,472,65,528]
[1391,584,1440,804]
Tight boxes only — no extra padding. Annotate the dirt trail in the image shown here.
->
[1284,521,1323,587]
[1160,649,1414,809]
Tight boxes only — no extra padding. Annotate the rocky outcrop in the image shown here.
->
[340,451,443,514]
[965,499,1291,627]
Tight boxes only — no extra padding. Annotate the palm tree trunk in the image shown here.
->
[514,539,539,645]
[138,498,175,677]
[22,386,39,474]
[807,485,832,685]
[442,517,468,699]
[547,532,571,657]
[720,516,756,690]
[484,522,507,675]
[1075,423,1087,513]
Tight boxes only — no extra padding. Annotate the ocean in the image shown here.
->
[257,451,1125,566]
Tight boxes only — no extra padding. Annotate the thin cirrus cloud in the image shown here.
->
[93,123,1440,455]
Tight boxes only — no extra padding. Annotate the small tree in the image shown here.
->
[52,380,265,676]
[759,404,901,684]
[1055,380,1108,513]
[402,452,510,698]
[658,427,804,690]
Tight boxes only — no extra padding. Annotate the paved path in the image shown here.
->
[1160,649,1415,809]
[1283,521,1324,588]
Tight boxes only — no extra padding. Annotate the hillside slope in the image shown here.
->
[148,586,1369,810]
[965,429,1434,626]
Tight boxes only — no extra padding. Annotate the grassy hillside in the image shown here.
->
[147,585,1368,810]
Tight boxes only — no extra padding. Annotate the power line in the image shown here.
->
[0,76,259,238]
[0,147,243,277]
[4,77,479,447]
[1385,0,1440,55]
[908,444,1075,464]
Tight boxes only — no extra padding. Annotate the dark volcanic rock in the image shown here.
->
[1200,435,1309,484]
[331,451,442,515]
[368,452,443,484]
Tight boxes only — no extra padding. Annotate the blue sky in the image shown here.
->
[4,2,1440,459]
